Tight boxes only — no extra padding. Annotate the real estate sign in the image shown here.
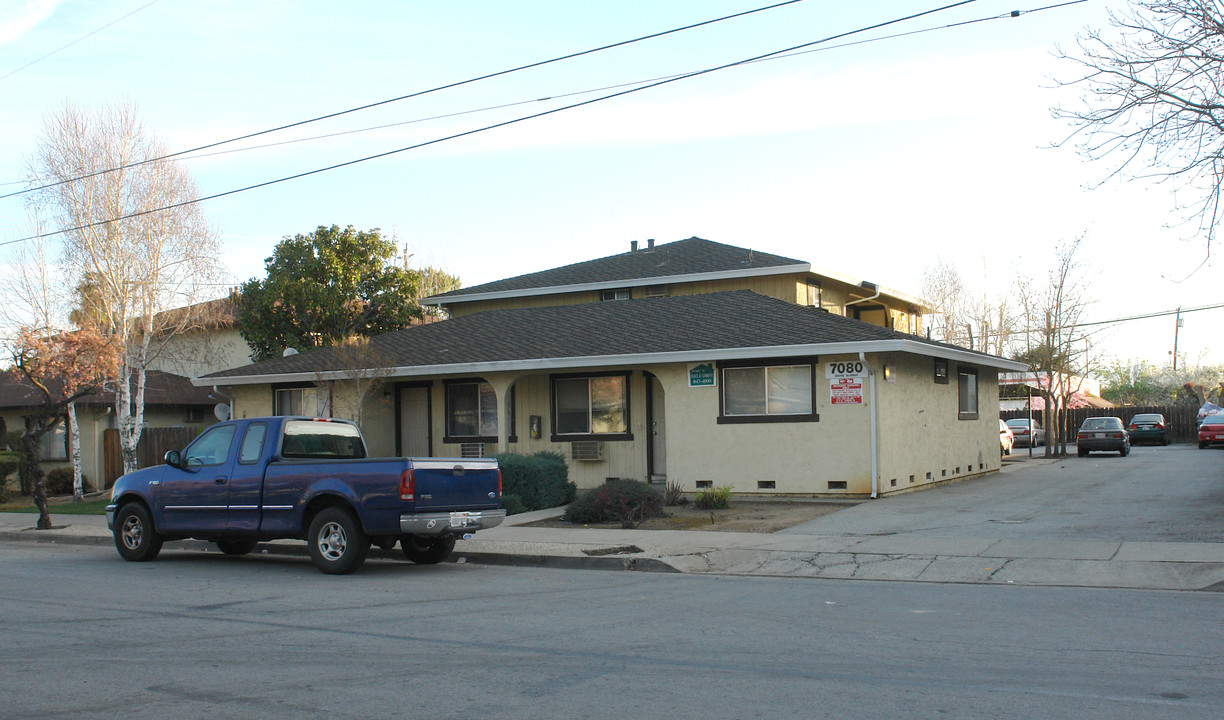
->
[688,363,716,387]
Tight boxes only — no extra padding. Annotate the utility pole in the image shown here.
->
[1172,307,1183,371]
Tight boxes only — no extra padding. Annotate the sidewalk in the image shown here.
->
[3,506,1223,591]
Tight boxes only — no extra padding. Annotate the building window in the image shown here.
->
[717,360,819,424]
[274,388,302,416]
[600,288,631,301]
[934,358,949,384]
[39,422,68,461]
[550,373,631,440]
[273,382,328,417]
[958,366,979,420]
[445,380,498,442]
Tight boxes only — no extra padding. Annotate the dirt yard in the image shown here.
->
[523,500,855,533]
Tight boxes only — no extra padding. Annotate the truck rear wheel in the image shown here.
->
[308,507,370,574]
[400,534,457,565]
[113,503,163,562]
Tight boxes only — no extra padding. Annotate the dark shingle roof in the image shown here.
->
[203,291,1014,381]
[0,370,219,410]
[426,237,807,301]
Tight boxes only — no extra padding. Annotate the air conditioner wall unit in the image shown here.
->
[570,441,604,462]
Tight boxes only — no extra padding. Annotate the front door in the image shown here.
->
[647,375,667,481]
[399,384,432,457]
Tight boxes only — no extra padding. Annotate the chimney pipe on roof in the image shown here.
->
[647,238,655,250]
[631,240,639,253]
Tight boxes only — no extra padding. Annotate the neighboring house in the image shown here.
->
[423,237,932,333]
[999,372,1112,412]
[0,296,253,492]
[200,238,1026,498]
[0,370,221,490]
[144,295,255,379]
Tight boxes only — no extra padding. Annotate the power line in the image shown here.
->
[148,2,1087,166]
[0,0,811,199]
[3,1,1007,247]
[932,301,1224,347]
[0,0,162,83]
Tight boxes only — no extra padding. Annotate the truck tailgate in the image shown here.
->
[409,458,500,511]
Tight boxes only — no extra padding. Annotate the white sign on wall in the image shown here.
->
[825,360,868,379]
[830,378,864,405]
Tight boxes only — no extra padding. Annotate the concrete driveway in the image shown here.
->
[781,444,1224,543]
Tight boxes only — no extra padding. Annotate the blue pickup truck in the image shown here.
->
[106,416,505,574]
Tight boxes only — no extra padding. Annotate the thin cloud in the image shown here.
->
[0,0,64,47]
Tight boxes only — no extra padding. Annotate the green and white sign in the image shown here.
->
[688,362,716,387]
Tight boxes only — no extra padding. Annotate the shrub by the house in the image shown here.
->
[44,467,92,496]
[566,479,663,528]
[492,451,576,514]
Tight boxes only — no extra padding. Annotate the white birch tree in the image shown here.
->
[27,101,222,474]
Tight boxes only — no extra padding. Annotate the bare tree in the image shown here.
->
[921,258,970,346]
[1055,0,1224,259]
[1014,236,1093,456]
[27,101,223,474]
[313,335,393,428]
[922,259,1019,354]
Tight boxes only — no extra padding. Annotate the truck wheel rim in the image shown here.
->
[318,521,347,560]
[121,516,143,550]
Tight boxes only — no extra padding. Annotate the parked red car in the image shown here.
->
[1198,415,1224,449]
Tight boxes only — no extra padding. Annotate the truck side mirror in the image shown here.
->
[164,450,181,468]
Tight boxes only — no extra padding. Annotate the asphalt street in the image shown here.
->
[3,543,1222,720]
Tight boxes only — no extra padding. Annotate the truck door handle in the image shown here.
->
[215,476,228,484]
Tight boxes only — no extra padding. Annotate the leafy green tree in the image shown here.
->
[238,225,423,362]
[416,265,462,317]
[1096,360,1174,406]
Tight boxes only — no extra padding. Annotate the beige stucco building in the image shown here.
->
[201,238,1025,498]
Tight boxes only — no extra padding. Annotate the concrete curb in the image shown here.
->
[0,528,682,574]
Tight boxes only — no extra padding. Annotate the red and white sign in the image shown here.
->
[830,378,863,405]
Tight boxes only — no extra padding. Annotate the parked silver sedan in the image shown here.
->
[1005,418,1046,448]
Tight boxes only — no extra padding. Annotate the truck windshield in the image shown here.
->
[281,420,366,459]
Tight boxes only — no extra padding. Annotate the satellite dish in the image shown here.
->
[214,403,231,422]
[282,347,299,357]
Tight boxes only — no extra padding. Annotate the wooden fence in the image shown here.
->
[1001,405,1200,445]
[103,426,199,488]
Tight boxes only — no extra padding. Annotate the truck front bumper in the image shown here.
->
[400,509,507,535]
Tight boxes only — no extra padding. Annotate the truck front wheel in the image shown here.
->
[113,503,163,562]
[308,507,370,575]
[401,534,457,565]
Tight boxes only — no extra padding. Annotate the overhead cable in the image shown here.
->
[0,0,811,199]
[2,1,996,247]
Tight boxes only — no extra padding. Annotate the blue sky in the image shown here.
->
[1,0,1220,370]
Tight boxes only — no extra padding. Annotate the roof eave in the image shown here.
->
[197,339,1027,386]
[419,263,812,306]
